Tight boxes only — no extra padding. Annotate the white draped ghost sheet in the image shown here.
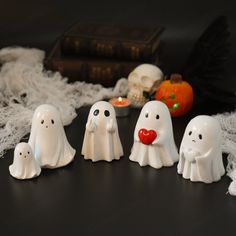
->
[82,101,123,162]
[0,47,128,157]
[9,142,41,180]
[28,104,76,169]
[129,101,179,169]
[177,115,225,183]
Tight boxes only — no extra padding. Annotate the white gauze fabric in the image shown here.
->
[0,47,128,157]
[213,111,236,195]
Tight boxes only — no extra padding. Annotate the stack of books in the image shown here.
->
[45,23,164,87]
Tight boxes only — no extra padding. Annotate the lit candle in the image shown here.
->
[109,97,131,117]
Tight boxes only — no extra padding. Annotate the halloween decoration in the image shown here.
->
[155,74,194,117]
[182,16,235,104]
[9,142,41,180]
[82,101,123,162]
[127,64,163,107]
[177,115,225,183]
[129,101,178,169]
[109,97,131,117]
[28,104,76,169]
[0,47,128,158]
[213,111,236,195]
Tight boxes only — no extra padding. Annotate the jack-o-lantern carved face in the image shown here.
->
[155,74,194,117]
[127,64,163,107]
[159,91,180,113]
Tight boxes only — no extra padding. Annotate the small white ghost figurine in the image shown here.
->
[129,101,178,169]
[177,115,225,183]
[28,104,76,169]
[82,101,123,162]
[9,142,41,180]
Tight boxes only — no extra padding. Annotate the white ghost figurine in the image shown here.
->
[9,142,41,180]
[177,115,225,183]
[28,104,76,169]
[129,101,178,169]
[82,101,123,162]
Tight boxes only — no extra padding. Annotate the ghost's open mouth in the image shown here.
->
[192,139,196,143]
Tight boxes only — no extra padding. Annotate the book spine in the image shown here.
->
[61,36,157,61]
[45,59,144,87]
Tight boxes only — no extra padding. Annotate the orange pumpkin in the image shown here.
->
[155,74,194,117]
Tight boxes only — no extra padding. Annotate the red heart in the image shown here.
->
[138,128,157,145]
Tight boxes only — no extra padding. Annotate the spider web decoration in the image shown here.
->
[0,47,128,157]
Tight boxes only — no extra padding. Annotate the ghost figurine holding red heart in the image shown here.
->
[129,101,178,169]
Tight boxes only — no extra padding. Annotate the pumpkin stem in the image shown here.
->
[170,74,183,83]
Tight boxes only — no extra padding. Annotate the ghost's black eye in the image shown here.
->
[189,131,192,135]
[28,151,30,154]
[20,152,22,155]
[93,109,99,116]
[156,114,160,119]
[145,113,148,118]
[104,110,110,117]
[51,119,54,124]
[199,134,202,140]
[41,120,44,124]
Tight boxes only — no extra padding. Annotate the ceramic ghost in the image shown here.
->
[129,101,178,169]
[82,101,123,162]
[9,142,41,180]
[127,64,163,107]
[177,115,225,183]
[28,104,76,169]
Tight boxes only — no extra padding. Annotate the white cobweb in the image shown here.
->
[213,111,236,196]
[0,47,128,157]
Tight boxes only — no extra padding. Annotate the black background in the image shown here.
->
[0,1,236,235]
[1,0,236,79]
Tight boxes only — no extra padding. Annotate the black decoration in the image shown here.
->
[182,16,235,104]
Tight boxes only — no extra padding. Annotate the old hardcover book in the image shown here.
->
[45,41,160,87]
[61,23,164,61]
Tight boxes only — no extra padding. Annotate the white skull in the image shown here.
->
[127,64,163,107]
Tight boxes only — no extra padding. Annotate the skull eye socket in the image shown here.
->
[141,76,153,91]
[128,81,137,88]
[199,134,202,140]
[41,120,44,124]
[189,131,192,136]
[93,109,99,116]
[145,113,148,118]
[156,114,160,119]
[104,110,110,117]
[51,119,54,124]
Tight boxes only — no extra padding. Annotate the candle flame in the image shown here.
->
[118,97,122,102]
